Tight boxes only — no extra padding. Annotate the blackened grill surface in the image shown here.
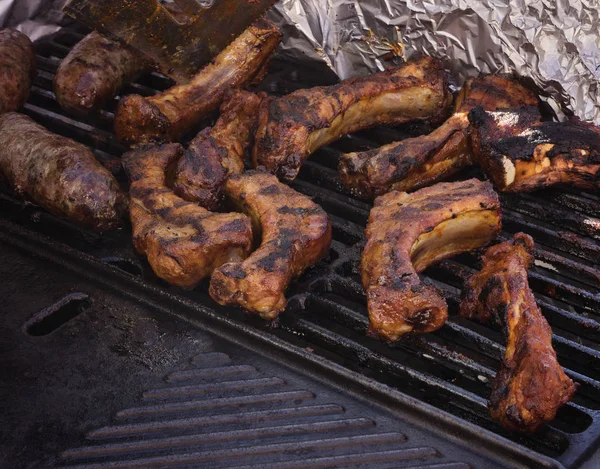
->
[1,26,599,469]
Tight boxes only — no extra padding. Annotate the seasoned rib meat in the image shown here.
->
[362,178,501,341]
[122,144,253,288]
[54,31,152,115]
[253,56,453,182]
[340,75,539,198]
[460,233,576,432]
[0,113,125,231]
[469,105,600,192]
[173,90,264,210]
[0,29,35,114]
[115,19,281,146]
[210,171,332,319]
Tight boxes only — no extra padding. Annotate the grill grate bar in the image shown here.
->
[62,418,377,460]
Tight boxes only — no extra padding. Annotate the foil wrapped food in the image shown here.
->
[3,0,599,124]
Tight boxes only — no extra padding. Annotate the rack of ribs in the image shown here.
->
[122,143,253,288]
[173,90,264,210]
[460,233,577,432]
[114,19,280,146]
[469,105,600,192]
[339,75,539,198]
[210,171,331,319]
[253,56,453,182]
[362,178,501,341]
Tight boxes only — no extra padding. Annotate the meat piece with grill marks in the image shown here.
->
[210,171,332,319]
[469,105,600,192]
[253,56,453,182]
[122,143,253,288]
[339,75,539,198]
[173,90,264,210]
[362,178,501,341]
[114,19,280,146]
[460,233,576,432]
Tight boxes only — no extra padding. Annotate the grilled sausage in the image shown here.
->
[53,31,153,115]
[0,29,36,114]
[0,113,126,231]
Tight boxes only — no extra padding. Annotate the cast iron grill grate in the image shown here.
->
[3,25,599,468]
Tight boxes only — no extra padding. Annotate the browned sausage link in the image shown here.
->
[0,29,35,114]
[0,113,126,231]
[53,31,152,115]
[114,18,281,146]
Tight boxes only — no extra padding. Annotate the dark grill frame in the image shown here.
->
[2,25,600,469]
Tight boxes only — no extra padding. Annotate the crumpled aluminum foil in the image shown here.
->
[1,0,68,41]
[4,0,599,124]
[267,0,600,124]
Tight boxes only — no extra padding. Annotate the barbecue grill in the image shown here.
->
[1,25,599,469]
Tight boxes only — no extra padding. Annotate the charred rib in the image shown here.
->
[469,105,600,192]
[362,178,501,341]
[115,19,280,146]
[173,90,264,210]
[122,144,253,288]
[253,56,453,182]
[340,75,539,198]
[460,233,576,432]
[210,171,332,319]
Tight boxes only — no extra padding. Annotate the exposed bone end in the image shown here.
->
[115,94,171,146]
[501,155,516,187]
[411,209,502,272]
[367,281,448,341]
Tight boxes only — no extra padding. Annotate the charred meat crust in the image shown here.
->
[0,113,126,231]
[253,56,453,182]
[362,178,501,342]
[469,105,600,191]
[53,31,152,115]
[122,144,253,288]
[114,19,281,146]
[209,171,332,319]
[340,75,540,198]
[173,90,264,210]
[459,233,576,432]
[0,29,36,114]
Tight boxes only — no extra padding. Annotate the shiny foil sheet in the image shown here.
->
[267,0,600,124]
[3,0,599,123]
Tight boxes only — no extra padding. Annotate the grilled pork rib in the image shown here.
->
[362,178,501,341]
[173,90,264,210]
[122,144,253,288]
[115,19,280,146]
[253,56,452,182]
[469,106,600,192]
[339,75,539,198]
[210,171,331,319]
[460,233,576,432]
